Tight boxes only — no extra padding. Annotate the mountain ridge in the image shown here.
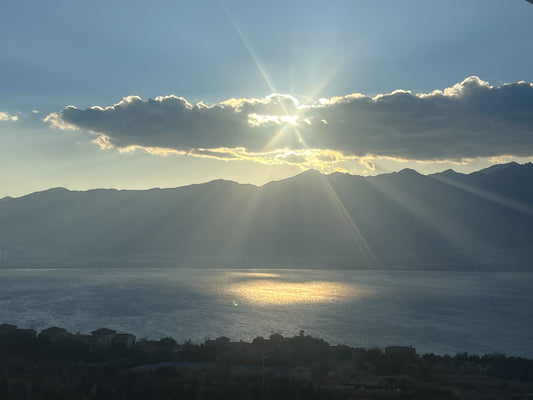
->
[1,163,531,270]
[3,162,532,201]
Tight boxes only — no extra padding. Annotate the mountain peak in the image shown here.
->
[25,187,71,198]
[396,168,421,176]
[281,169,325,183]
[471,162,519,176]
[299,169,323,176]
[430,168,462,178]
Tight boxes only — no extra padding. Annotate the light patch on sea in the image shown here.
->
[0,268,532,357]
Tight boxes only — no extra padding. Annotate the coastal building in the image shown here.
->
[0,323,17,335]
[89,328,135,349]
[206,336,231,347]
[112,333,136,348]
[91,328,117,349]
[39,326,72,342]
[14,328,37,340]
[74,333,92,345]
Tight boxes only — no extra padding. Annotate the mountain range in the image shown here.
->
[1,162,532,269]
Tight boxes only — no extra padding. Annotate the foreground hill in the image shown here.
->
[0,163,532,269]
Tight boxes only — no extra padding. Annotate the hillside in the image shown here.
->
[1,163,532,269]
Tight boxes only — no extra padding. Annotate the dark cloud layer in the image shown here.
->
[45,77,533,161]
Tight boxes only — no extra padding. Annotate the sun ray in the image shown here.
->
[311,175,428,346]
[432,175,533,217]
[221,0,380,274]
[305,63,345,101]
[365,175,486,266]
[221,2,277,94]
[316,174,380,269]
[262,126,291,152]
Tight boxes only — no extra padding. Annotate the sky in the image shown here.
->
[1,0,533,198]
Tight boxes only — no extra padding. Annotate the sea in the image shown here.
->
[1,267,532,357]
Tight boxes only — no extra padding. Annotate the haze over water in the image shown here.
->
[1,267,532,358]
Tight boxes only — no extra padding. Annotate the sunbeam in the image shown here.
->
[261,126,291,152]
[304,63,345,101]
[315,174,381,269]
[221,2,277,94]
[432,174,533,217]
[365,174,486,266]
[221,0,322,156]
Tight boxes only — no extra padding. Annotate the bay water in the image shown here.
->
[0,268,531,357]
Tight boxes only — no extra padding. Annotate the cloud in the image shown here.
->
[0,112,18,122]
[45,77,533,165]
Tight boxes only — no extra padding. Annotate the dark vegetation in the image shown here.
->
[1,325,532,399]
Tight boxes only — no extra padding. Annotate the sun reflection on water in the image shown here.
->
[228,272,281,278]
[225,279,371,305]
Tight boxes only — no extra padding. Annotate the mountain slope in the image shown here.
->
[1,163,532,269]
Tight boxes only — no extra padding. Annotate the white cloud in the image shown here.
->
[44,77,533,166]
[0,112,18,122]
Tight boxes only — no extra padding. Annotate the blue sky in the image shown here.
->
[1,0,533,197]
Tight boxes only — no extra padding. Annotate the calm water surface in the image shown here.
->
[0,268,532,357]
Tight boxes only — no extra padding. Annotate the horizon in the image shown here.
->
[2,161,529,200]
